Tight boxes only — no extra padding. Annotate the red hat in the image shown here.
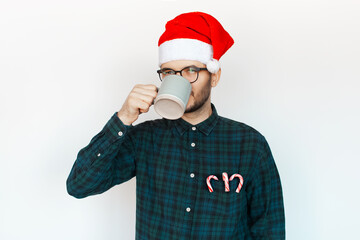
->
[158,11,234,73]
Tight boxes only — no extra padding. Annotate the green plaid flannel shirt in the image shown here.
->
[67,103,285,239]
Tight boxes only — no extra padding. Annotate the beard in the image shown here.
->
[184,75,212,113]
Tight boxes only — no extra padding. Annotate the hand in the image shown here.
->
[117,84,158,125]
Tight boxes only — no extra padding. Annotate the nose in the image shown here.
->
[175,72,181,76]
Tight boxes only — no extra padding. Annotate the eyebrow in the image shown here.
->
[161,65,199,70]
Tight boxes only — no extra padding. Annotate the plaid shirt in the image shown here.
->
[67,103,285,239]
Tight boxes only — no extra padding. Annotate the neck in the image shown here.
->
[181,99,212,125]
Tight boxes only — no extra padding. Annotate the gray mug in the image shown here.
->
[154,75,192,120]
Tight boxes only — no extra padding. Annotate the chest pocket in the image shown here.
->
[197,170,246,220]
[196,155,247,218]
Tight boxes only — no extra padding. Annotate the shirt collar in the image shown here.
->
[172,103,219,136]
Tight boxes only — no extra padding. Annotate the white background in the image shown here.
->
[1,0,359,239]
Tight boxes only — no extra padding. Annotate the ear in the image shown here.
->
[210,68,221,87]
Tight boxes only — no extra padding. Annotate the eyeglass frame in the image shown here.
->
[156,65,209,83]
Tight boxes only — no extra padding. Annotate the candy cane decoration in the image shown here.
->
[222,172,230,192]
[229,173,244,193]
[206,175,218,192]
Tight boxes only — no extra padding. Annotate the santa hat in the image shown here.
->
[158,11,234,74]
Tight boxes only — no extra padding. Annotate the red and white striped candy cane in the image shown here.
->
[206,175,218,192]
[229,173,244,193]
[222,172,230,192]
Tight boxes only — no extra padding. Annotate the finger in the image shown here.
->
[143,84,158,90]
[132,88,158,99]
[130,91,154,105]
[135,84,158,92]
[139,107,150,113]
[137,99,151,112]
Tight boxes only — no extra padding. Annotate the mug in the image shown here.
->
[154,75,192,120]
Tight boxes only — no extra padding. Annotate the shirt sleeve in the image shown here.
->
[66,112,137,199]
[246,136,286,239]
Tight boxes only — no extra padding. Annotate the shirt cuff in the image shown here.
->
[102,112,133,143]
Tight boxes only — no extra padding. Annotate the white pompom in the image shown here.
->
[206,59,220,73]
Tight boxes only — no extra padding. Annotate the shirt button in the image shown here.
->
[190,173,195,178]
[118,131,123,137]
[97,153,101,157]
[191,143,195,147]
[186,207,191,212]
[192,127,196,131]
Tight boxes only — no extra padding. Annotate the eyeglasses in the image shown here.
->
[157,65,208,83]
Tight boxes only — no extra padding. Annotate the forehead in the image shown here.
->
[161,60,206,69]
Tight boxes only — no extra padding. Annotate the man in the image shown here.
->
[67,11,285,239]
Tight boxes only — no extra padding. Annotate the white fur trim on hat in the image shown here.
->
[159,38,213,67]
